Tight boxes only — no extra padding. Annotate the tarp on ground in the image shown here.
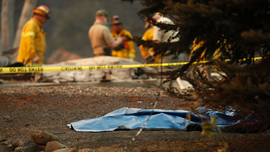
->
[67,107,240,132]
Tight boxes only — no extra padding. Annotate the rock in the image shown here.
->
[14,147,26,152]
[30,130,59,145]
[7,144,13,151]
[70,148,77,152]
[36,144,46,150]
[12,139,24,148]
[2,140,11,145]
[78,148,95,152]
[0,79,4,84]
[60,143,67,148]
[3,116,11,122]
[54,147,77,152]
[5,140,25,151]
[0,136,5,142]
[45,141,61,152]
[21,146,38,152]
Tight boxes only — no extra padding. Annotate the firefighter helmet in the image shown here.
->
[33,5,51,19]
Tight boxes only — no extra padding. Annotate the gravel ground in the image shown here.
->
[0,85,270,152]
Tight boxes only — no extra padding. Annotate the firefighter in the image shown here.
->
[89,10,123,56]
[110,15,136,59]
[152,13,188,68]
[17,5,51,65]
[139,18,161,63]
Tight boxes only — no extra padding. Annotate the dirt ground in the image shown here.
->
[0,85,270,152]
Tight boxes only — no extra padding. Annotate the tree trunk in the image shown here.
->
[12,0,39,48]
[1,0,15,51]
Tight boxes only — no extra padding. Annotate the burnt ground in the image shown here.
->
[0,85,270,152]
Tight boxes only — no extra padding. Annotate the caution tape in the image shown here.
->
[0,57,263,74]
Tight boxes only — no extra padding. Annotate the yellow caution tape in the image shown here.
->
[0,57,263,74]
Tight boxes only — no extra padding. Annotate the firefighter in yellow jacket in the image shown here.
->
[110,15,136,59]
[139,20,161,63]
[17,5,51,65]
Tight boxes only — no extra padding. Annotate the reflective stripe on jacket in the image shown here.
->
[110,29,136,59]
[17,18,46,64]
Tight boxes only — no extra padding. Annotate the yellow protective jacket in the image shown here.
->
[110,29,136,59]
[189,38,206,61]
[17,18,46,64]
[190,38,224,61]
[139,28,161,63]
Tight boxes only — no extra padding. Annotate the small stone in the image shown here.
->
[36,144,46,150]
[60,143,67,148]
[69,148,77,152]
[14,147,26,152]
[30,130,59,145]
[45,141,61,152]
[24,146,39,152]
[12,139,24,148]
[7,144,13,151]
[0,136,6,142]
[78,148,95,152]
[54,148,77,152]
[2,140,11,145]
[3,116,11,122]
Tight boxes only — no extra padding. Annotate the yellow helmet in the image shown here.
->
[33,5,51,19]
[155,12,163,16]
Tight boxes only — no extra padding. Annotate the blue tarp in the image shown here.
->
[68,107,240,132]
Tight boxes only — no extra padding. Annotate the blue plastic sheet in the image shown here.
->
[67,107,241,132]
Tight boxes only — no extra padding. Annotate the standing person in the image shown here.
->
[152,13,188,68]
[139,19,161,63]
[89,10,123,56]
[110,15,136,60]
[17,5,51,65]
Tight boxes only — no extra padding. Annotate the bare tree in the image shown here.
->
[1,0,15,50]
[12,0,39,48]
